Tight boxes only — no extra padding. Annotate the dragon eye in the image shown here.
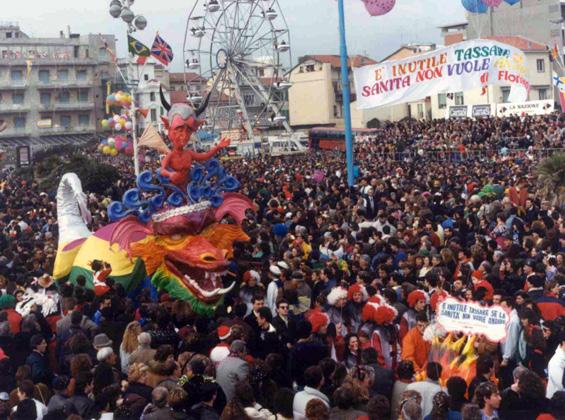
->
[170,234,183,241]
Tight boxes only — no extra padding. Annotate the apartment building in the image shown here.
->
[0,23,116,148]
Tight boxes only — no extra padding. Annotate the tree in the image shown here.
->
[536,152,565,207]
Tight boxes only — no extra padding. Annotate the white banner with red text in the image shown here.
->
[353,39,529,110]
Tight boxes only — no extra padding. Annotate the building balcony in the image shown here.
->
[36,80,93,89]
[38,126,96,135]
[0,58,98,67]
[0,82,28,90]
[0,104,30,113]
[40,102,95,111]
[0,128,28,139]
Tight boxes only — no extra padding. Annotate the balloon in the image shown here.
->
[102,145,111,155]
[462,0,488,13]
[482,0,502,6]
[113,115,121,122]
[119,118,126,126]
[107,137,115,146]
[115,123,122,131]
[101,139,108,145]
[124,144,134,156]
[110,148,119,157]
[108,119,115,128]
[504,0,520,4]
[115,138,123,150]
[362,0,395,16]
[101,120,109,128]
[125,121,133,131]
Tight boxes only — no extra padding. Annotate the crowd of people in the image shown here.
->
[0,114,564,420]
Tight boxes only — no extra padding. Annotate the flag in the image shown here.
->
[128,35,150,65]
[101,36,117,64]
[137,108,149,119]
[106,81,111,114]
[553,42,560,64]
[553,71,565,112]
[151,33,174,66]
[25,60,32,80]
[138,124,170,154]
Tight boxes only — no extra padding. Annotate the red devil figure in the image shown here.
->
[160,86,230,186]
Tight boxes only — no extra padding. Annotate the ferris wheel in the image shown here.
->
[183,0,293,139]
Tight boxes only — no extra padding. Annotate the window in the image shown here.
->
[150,109,157,121]
[144,74,149,81]
[454,92,464,105]
[536,59,545,73]
[38,70,49,84]
[57,69,69,81]
[40,92,51,106]
[58,91,70,103]
[6,32,12,39]
[74,46,80,59]
[12,93,24,105]
[60,115,71,128]
[244,94,254,106]
[257,68,265,77]
[79,114,89,126]
[99,47,108,60]
[501,87,510,103]
[438,93,447,109]
[417,103,424,119]
[306,64,315,72]
[10,70,22,82]
[78,89,89,102]
[76,70,87,81]
[14,116,25,129]
[539,88,548,100]
[85,48,89,58]
[150,92,156,101]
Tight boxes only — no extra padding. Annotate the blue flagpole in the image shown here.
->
[338,0,355,187]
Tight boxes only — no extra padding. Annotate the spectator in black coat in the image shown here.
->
[288,321,329,387]
[253,307,281,359]
[24,334,52,386]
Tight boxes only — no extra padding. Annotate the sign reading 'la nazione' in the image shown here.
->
[353,40,530,110]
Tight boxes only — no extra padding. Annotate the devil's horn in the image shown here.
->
[195,89,212,117]
[160,85,171,112]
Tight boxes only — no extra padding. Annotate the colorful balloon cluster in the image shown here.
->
[361,0,396,16]
[106,91,133,108]
[98,135,134,157]
[462,0,518,13]
[100,113,134,132]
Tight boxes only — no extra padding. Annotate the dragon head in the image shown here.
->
[110,193,254,315]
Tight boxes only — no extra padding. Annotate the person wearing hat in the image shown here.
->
[400,290,428,341]
[47,375,69,413]
[0,294,21,335]
[210,325,232,367]
[93,333,113,351]
[240,270,263,316]
[266,264,283,317]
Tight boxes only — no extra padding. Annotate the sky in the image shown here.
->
[5,0,466,70]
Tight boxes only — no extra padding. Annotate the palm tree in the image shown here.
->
[536,152,565,207]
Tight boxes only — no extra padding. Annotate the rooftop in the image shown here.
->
[169,72,207,83]
[485,36,547,52]
[298,54,378,68]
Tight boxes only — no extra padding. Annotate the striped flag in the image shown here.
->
[552,71,565,112]
[151,33,174,66]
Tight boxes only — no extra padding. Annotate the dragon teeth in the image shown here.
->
[183,274,235,298]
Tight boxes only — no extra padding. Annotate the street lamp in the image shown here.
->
[108,0,147,176]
